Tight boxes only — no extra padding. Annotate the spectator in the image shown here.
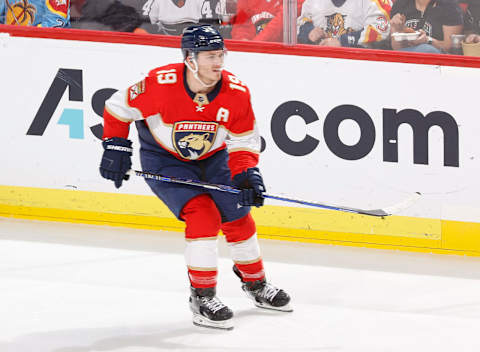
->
[390,0,463,54]
[231,0,305,42]
[0,0,70,27]
[70,0,84,22]
[212,0,237,39]
[297,0,392,48]
[72,0,156,33]
[464,0,480,43]
[143,0,226,36]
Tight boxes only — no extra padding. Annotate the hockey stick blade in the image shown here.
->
[265,192,421,217]
[380,192,422,215]
[132,170,420,217]
[263,193,391,217]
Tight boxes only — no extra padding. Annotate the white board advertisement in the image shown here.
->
[1,34,479,223]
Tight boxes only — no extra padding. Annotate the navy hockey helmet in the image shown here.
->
[181,25,225,58]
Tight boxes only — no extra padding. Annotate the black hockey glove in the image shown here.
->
[233,167,266,207]
[100,137,133,188]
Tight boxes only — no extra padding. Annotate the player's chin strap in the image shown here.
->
[184,55,220,88]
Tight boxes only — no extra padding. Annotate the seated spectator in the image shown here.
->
[297,0,392,48]
[231,0,305,42]
[390,0,463,54]
[71,0,156,33]
[464,0,480,43]
[144,0,227,37]
[70,0,84,23]
[0,0,70,27]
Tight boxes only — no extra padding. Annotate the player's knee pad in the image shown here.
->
[181,194,221,240]
[221,213,256,243]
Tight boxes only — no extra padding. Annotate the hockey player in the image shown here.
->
[0,0,70,27]
[99,24,292,330]
[298,0,391,48]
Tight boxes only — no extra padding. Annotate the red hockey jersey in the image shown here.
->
[103,63,260,176]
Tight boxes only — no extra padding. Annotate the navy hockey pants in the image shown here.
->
[140,148,250,222]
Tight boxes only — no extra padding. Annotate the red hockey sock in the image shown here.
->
[235,260,265,282]
[181,194,221,240]
[221,213,256,242]
[222,214,265,282]
[181,194,221,289]
[188,269,218,289]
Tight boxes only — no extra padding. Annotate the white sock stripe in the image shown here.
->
[228,233,261,262]
[234,257,263,265]
[185,238,218,268]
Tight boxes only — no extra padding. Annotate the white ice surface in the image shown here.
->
[1,217,480,352]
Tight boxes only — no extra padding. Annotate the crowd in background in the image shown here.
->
[1,0,479,56]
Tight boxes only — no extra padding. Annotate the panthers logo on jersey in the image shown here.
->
[173,122,218,160]
[325,13,353,38]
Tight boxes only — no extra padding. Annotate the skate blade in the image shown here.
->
[192,313,234,330]
[254,301,294,312]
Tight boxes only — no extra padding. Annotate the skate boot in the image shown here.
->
[233,265,293,312]
[189,286,234,330]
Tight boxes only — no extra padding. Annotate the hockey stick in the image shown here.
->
[131,170,421,217]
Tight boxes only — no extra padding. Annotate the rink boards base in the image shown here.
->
[0,185,479,257]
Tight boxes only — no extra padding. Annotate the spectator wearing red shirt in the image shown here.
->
[231,0,305,42]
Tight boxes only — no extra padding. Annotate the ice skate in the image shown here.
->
[189,286,234,330]
[233,265,293,312]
